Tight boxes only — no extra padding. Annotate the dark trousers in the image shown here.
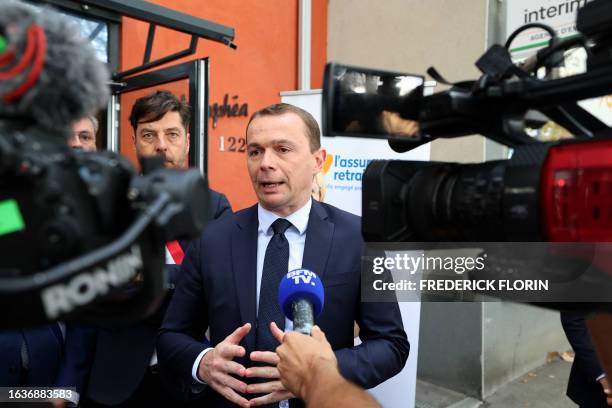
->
[82,367,179,408]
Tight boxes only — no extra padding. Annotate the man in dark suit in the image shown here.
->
[561,311,612,407]
[84,91,232,407]
[0,324,95,407]
[157,103,409,407]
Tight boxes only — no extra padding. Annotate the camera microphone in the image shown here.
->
[0,0,109,136]
[278,269,325,335]
[0,1,210,328]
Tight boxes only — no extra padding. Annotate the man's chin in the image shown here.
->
[258,195,287,210]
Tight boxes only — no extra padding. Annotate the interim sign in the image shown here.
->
[505,0,593,59]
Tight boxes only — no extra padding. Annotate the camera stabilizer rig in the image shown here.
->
[0,127,209,328]
[0,0,213,327]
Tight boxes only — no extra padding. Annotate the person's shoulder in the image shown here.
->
[208,189,232,219]
[202,204,255,238]
[317,201,360,221]
[209,189,223,199]
[209,189,228,205]
[316,201,360,230]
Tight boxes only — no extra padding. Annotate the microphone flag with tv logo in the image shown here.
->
[278,269,324,335]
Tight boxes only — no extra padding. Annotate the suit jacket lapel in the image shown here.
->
[302,201,334,281]
[177,238,191,254]
[232,205,258,352]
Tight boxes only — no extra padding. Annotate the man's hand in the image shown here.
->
[599,377,612,406]
[244,322,294,406]
[198,323,251,408]
[51,399,67,408]
[275,324,338,400]
[381,110,419,137]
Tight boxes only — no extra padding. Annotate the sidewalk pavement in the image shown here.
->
[415,358,577,408]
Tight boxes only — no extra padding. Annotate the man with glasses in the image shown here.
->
[68,116,98,151]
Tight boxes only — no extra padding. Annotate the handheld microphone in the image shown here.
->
[278,269,324,335]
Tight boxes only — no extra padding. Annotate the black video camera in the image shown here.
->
[0,0,209,328]
[0,122,209,328]
[323,0,612,245]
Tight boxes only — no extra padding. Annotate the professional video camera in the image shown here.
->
[323,0,612,245]
[0,0,209,327]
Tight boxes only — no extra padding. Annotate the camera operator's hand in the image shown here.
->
[198,323,250,408]
[276,325,381,408]
[244,322,294,406]
[598,377,612,406]
[588,314,612,406]
[381,110,419,137]
[275,324,337,399]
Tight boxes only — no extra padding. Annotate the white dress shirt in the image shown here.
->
[149,246,177,367]
[191,199,312,385]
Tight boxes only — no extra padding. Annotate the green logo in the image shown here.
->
[0,199,26,236]
[0,35,7,54]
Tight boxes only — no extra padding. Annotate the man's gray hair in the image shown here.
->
[88,115,99,134]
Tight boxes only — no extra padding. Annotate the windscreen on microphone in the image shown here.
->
[0,0,110,136]
[278,268,324,321]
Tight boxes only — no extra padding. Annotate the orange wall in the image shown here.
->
[311,0,327,89]
[119,0,327,211]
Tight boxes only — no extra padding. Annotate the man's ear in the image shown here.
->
[314,148,326,172]
[186,132,191,152]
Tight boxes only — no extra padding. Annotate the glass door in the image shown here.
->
[110,59,208,174]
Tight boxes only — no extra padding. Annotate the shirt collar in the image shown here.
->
[258,198,312,236]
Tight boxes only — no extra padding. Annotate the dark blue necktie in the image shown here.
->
[256,218,292,353]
